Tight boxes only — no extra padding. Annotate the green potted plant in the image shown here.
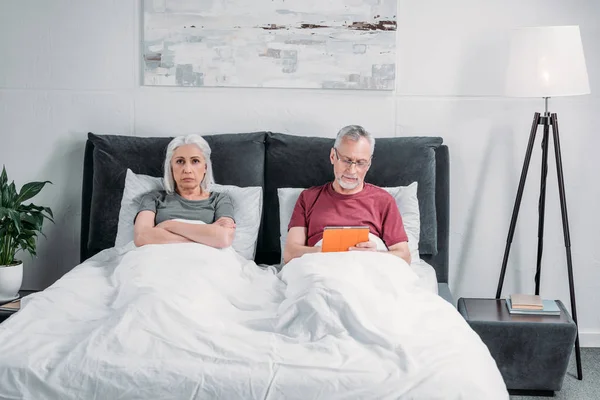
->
[0,166,53,301]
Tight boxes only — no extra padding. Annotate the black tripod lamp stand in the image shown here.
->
[495,25,590,381]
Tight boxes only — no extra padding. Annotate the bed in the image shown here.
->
[0,132,508,399]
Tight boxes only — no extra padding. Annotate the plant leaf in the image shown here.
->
[0,168,53,263]
[0,166,6,188]
[20,213,41,231]
[7,182,17,207]
[17,181,51,204]
[26,236,36,251]
[43,207,54,220]
[7,209,22,235]
[1,186,10,208]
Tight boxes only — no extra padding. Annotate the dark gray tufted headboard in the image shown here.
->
[81,132,449,283]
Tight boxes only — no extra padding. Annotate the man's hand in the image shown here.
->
[283,227,321,264]
[349,241,377,251]
[349,240,410,264]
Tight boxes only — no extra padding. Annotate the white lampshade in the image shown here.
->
[505,25,590,98]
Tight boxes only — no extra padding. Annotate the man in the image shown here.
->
[283,125,411,264]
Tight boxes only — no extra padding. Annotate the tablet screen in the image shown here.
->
[322,226,370,252]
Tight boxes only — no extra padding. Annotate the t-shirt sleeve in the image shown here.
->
[287,191,308,230]
[381,196,409,247]
[135,191,159,221]
[214,192,235,222]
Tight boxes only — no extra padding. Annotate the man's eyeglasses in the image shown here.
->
[333,148,372,170]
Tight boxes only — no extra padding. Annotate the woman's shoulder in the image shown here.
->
[141,190,168,202]
[210,190,233,203]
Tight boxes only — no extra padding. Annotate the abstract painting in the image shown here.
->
[143,0,396,90]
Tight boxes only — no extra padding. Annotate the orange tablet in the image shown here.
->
[322,226,370,253]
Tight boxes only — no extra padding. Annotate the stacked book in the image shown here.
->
[0,299,21,313]
[506,294,560,316]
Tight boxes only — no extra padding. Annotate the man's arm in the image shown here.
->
[158,217,235,249]
[377,193,411,264]
[350,240,411,265]
[283,227,321,264]
[134,211,193,246]
[387,241,411,264]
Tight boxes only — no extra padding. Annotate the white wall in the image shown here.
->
[1,0,599,346]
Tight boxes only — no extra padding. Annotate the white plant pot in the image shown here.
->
[0,262,23,302]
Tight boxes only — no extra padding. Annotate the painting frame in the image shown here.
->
[142,0,397,90]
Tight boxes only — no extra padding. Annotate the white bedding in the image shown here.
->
[0,244,508,400]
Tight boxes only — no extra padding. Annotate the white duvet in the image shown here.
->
[0,244,508,400]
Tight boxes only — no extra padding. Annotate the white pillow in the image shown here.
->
[277,182,420,261]
[115,169,263,260]
[210,183,263,260]
[277,188,306,262]
[115,170,163,248]
[383,182,421,261]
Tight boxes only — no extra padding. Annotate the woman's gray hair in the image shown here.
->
[163,134,215,194]
[333,125,375,155]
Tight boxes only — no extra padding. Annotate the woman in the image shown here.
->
[133,134,236,248]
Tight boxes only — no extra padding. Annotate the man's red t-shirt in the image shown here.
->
[288,183,408,248]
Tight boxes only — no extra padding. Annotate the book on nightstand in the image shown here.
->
[506,297,560,316]
[510,294,544,310]
[0,299,21,313]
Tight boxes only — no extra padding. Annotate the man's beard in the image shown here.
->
[337,175,360,190]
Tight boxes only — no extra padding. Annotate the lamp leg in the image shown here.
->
[550,113,582,380]
[496,113,541,299]
[534,117,551,295]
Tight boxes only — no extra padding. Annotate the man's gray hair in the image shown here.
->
[333,125,375,155]
[163,134,215,194]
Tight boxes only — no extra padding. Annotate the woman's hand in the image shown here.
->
[349,241,377,252]
[133,212,192,246]
[155,218,235,249]
[214,217,236,229]
[155,220,174,231]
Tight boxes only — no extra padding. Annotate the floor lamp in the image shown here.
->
[495,26,590,381]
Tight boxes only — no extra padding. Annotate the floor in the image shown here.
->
[510,347,600,400]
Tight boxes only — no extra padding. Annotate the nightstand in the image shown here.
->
[458,297,577,395]
[0,289,39,324]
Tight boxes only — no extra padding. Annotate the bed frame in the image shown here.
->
[80,132,451,301]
